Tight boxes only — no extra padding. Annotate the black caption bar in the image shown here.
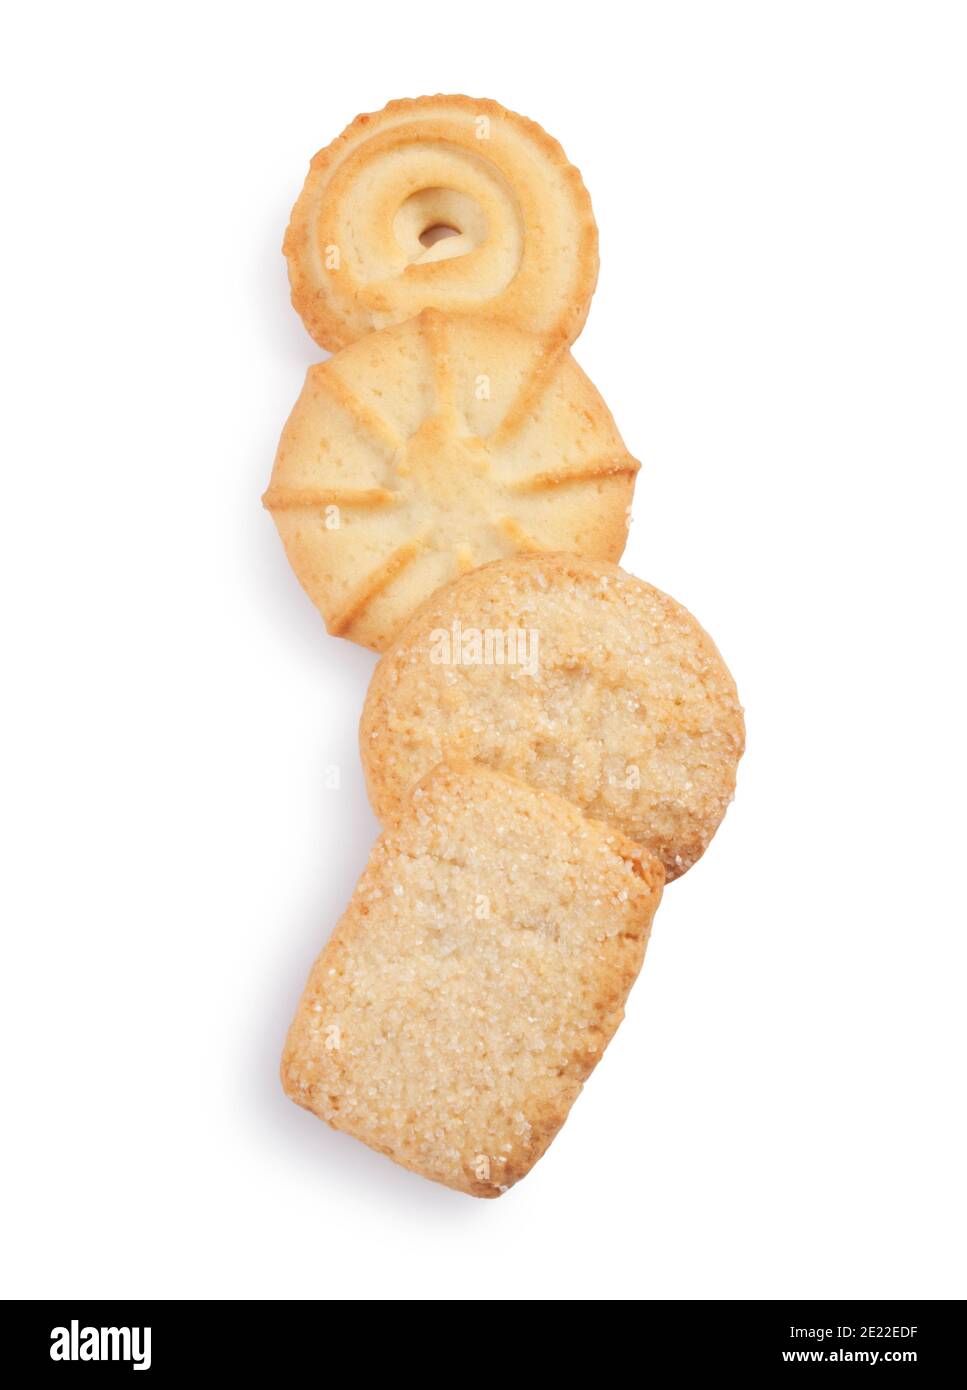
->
[5,1299,962,1376]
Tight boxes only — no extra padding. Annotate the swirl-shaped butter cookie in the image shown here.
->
[263,312,638,650]
[284,95,598,351]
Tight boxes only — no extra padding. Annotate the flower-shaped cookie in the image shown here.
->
[263,311,639,650]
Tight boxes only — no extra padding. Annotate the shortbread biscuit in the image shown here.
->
[262,312,638,651]
[284,95,598,351]
[281,761,663,1197]
[361,555,745,880]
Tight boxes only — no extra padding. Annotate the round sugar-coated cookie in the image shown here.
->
[284,95,599,351]
[360,555,745,880]
[262,313,638,651]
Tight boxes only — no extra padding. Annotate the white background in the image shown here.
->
[2,1,965,1301]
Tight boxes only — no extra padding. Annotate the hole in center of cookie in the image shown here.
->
[419,223,461,248]
[395,188,487,263]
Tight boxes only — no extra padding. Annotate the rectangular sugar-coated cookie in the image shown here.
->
[281,761,664,1196]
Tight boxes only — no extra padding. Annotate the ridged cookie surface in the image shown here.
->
[263,312,638,650]
[361,555,745,880]
[281,761,663,1197]
[284,94,598,351]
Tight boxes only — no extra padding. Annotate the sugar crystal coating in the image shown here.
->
[281,761,664,1197]
[361,555,745,879]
